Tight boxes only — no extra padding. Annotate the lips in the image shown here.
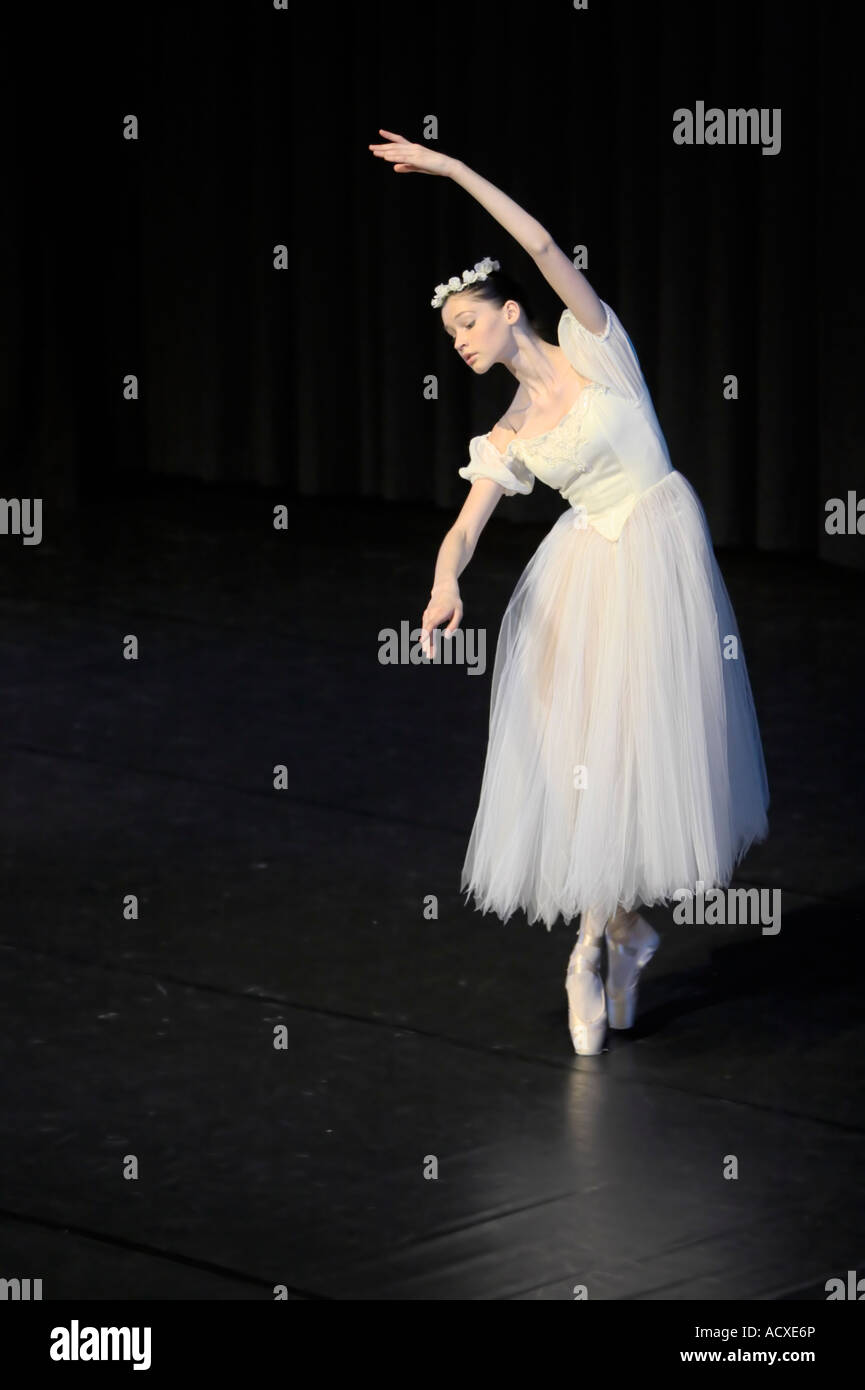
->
[465,353,478,364]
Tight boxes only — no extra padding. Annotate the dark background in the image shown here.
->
[1,0,864,1310]
[3,0,862,565]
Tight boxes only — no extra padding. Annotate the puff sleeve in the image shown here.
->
[558,301,647,405]
[458,434,535,497]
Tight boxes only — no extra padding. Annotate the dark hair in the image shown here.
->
[444,266,542,334]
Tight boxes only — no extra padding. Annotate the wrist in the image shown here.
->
[444,156,465,181]
[431,578,459,593]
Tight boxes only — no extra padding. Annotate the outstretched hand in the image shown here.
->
[420,583,463,659]
[368,129,452,176]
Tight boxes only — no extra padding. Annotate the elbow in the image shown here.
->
[532,235,555,259]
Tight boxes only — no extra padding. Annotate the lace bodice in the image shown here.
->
[495,380,609,470]
[458,300,674,541]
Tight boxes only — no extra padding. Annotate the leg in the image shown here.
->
[566,905,609,1055]
[605,901,660,1030]
[607,902,641,934]
[576,904,608,946]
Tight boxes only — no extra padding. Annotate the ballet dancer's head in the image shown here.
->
[438,266,542,373]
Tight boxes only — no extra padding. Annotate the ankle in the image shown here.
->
[607,906,640,940]
[569,939,602,972]
[577,906,607,949]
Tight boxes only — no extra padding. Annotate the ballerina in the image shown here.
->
[369,130,770,1055]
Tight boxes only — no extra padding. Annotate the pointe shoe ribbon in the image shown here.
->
[565,941,607,1055]
[604,914,660,1030]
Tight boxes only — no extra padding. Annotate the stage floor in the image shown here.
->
[1,482,862,1300]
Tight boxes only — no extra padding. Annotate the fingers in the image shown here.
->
[444,607,464,636]
[420,603,464,654]
[368,129,408,153]
[369,147,415,169]
[368,131,435,176]
[368,130,420,168]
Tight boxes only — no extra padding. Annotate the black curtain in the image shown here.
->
[4,0,863,567]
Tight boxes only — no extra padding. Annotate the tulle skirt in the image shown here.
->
[460,470,770,930]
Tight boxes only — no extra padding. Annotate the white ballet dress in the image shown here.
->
[456,300,770,930]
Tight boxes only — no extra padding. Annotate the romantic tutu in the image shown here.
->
[456,300,770,929]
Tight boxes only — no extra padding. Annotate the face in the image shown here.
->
[441,294,517,372]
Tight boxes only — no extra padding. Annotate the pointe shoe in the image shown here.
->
[604,914,660,1030]
[565,941,608,1055]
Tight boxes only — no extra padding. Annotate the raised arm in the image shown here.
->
[448,160,607,334]
[368,132,607,334]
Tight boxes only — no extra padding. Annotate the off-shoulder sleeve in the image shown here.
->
[558,301,647,405]
[458,434,535,496]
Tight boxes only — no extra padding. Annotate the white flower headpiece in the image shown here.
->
[431,257,500,309]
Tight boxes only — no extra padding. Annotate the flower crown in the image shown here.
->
[431,257,500,309]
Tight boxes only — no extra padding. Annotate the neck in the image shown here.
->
[503,327,563,402]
